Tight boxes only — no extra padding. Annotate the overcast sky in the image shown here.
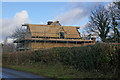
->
[0,1,114,43]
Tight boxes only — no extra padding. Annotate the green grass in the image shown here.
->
[3,62,114,79]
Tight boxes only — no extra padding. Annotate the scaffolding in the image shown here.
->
[14,32,94,51]
[14,26,94,51]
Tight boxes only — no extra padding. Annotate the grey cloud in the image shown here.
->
[54,2,104,25]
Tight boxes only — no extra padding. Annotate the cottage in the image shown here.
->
[14,21,94,51]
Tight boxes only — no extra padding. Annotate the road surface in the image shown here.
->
[2,68,50,80]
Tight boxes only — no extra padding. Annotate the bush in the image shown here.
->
[3,43,120,74]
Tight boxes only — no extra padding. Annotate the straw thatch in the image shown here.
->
[26,23,80,39]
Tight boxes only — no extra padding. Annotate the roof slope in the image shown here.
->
[27,24,80,39]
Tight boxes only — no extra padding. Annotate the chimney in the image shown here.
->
[56,21,59,23]
[47,21,53,25]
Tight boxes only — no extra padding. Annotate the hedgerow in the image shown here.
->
[3,43,120,74]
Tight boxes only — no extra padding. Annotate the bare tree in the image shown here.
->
[107,1,120,43]
[87,5,111,42]
[113,1,120,20]
[2,38,15,53]
[10,27,26,39]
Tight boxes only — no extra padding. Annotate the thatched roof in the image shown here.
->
[24,22,80,39]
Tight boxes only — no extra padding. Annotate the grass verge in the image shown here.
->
[3,62,114,79]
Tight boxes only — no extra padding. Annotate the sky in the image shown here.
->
[0,1,112,43]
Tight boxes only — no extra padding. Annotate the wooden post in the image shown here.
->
[35,32,36,49]
[56,33,57,47]
[44,28,46,49]
[23,33,25,51]
[76,40,77,46]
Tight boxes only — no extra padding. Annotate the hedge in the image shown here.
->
[3,43,120,74]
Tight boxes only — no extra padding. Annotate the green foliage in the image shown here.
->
[3,43,120,74]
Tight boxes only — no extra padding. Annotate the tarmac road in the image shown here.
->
[2,68,50,80]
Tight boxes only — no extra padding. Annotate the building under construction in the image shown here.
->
[14,21,95,51]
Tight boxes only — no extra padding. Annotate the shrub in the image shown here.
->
[3,43,120,74]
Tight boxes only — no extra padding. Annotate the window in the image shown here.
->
[60,32,64,39]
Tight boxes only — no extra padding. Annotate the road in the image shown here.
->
[2,68,50,80]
